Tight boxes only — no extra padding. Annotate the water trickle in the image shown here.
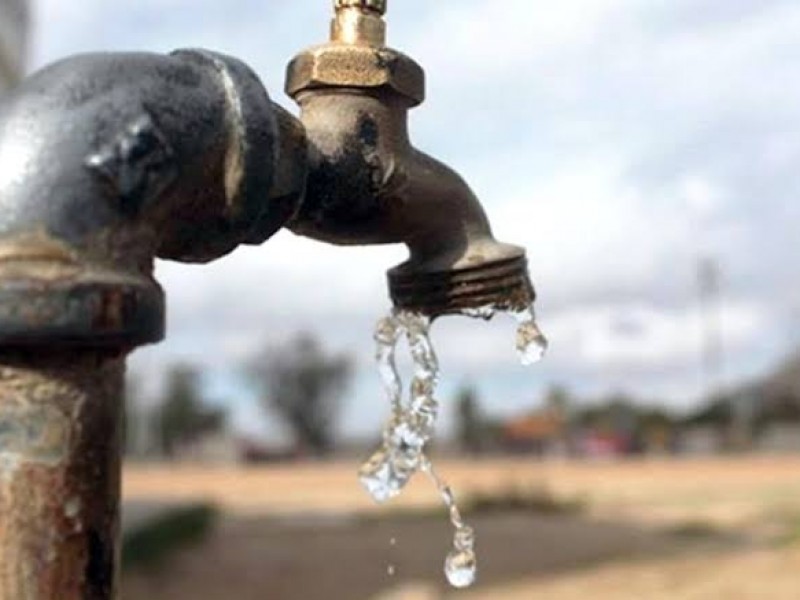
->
[359,312,437,503]
[360,303,546,588]
[421,457,478,588]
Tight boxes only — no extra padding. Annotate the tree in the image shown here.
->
[543,386,572,418]
[155,365,227,458]
[247,333,352,457]
[455,385,484,454]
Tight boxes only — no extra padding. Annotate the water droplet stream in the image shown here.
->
[359,304,547,588]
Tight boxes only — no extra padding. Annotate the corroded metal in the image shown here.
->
[0,45,306,600]
[0,48,305,346]
[0,351,124,599]
[286,1,535,316]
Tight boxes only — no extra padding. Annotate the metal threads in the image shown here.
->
[335,0,387,16]
[388,256,536,318]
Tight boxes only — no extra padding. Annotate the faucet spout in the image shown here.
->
[286,2,535,317]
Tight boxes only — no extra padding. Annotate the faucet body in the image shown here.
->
[286,4,535,316]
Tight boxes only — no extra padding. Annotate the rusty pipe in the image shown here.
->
[0,351,124,599]
[285,2,535,317]
[0,49,303,598]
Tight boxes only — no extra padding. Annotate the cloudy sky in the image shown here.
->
[28,0,800,438]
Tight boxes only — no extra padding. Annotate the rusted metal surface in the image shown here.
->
[286,1,535,317]
[0,48,305,348]
[0,350,124,600]
[0,44,307,600]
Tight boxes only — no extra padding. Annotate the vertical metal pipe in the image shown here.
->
[0,350,125,600]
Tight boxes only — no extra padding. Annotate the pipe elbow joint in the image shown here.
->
[0,49,306,348]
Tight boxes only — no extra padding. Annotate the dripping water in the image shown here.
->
[359,304,547,588]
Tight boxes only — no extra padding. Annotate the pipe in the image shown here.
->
[285,1,535,317]
[0,49,304,348]
[0,48,303,599]
[0,351,124,599]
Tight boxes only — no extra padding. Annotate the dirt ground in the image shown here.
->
[121,456,800,599]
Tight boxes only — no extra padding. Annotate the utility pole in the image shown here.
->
[698,257,750,449]
[698,257,723,398]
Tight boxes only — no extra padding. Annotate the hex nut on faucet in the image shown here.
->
[286,45,425,107]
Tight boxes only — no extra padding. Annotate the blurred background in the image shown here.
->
[3,0,800,598]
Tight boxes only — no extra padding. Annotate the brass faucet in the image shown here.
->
[286,0,536,317]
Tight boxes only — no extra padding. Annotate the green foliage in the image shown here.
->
[455,385,484,454]
[122,504,218,570]
[155,365,227,457]
[544,385,572,416]
[664,520,725,539]
[248,333,352,456]
[464,484,586,516]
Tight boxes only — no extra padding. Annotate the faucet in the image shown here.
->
[0,2,538,598]
[287,0,535,317]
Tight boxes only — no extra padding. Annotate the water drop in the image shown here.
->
[359,446,415,503]
[445,549,477,588]
[513,307,549,365]
[387,564,396,577]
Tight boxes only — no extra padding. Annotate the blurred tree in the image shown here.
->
[543,386,572,417]
[155,365,227,458]
[455,385,484,454]
[684,393,732,429]
[542,385,574,453]
[757,351,800,425]
[576,393,638,433]
[248,333,352,457]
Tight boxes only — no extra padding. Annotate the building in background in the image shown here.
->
[0,0,27,91]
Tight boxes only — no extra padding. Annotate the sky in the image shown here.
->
[27,0,800,440]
